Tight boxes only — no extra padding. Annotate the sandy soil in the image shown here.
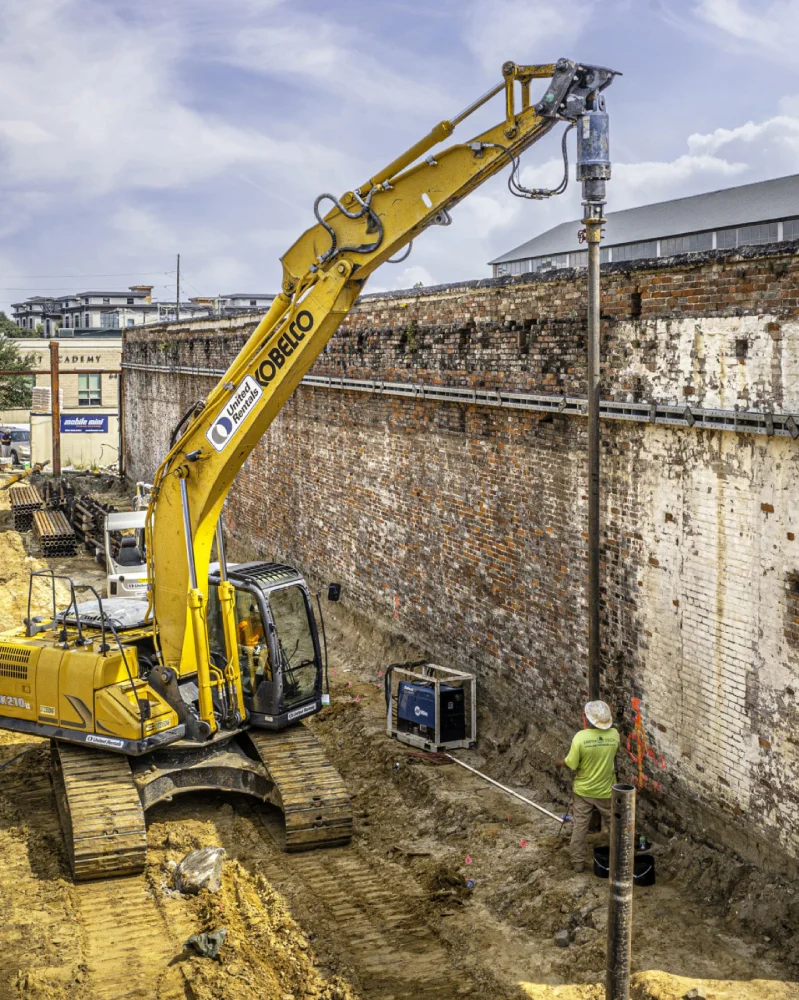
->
[0,489,796,999]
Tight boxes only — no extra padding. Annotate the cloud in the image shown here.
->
[517,149,748,212]
[457,194,522,235]
[218,20,447,113]
[691,0,799,55]
[0,0,333,195]
[462,0,593,76]
[688,115,799,154]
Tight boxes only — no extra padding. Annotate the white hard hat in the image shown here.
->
[585,700,613,730]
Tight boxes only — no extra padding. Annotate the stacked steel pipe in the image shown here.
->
[9,486,44,532]
[33,510,78,557]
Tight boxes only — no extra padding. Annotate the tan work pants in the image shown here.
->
[569,793,611,865]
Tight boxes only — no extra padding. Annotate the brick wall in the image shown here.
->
[123,244,799,870]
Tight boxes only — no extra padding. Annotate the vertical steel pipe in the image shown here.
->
[585,215,602,701]
[49,341,61,476]
[577,104,611,703]
[606,783,636,1000]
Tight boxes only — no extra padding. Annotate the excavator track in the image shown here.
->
[51,741,147,881]
[248,722,353,851]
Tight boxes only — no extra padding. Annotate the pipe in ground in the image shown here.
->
[606,782,636,1000]
[445,754,566,825]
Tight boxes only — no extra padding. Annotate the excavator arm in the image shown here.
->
[145,58,618,734]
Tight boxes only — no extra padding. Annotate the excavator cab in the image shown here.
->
[207,562,325,730]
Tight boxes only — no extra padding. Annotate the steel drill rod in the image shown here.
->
[445,754,566,824]
[606,782,636,1000]
[586,217,602,701]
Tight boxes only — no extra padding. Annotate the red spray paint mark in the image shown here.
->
[625,697,667,793]
[465,855,472,865]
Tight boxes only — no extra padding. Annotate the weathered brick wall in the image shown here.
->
[123,244,799,870]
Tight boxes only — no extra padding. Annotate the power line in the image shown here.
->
[0,280,179,292]
[2,270,175,279]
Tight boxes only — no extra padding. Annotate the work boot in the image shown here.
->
[572,861,585,873]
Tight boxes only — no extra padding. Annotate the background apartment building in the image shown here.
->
[11,287,276,335]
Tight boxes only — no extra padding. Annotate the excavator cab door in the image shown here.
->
[261,583,322,720]
[207,568,323,729]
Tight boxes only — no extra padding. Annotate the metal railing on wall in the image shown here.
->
[120,361,799,441]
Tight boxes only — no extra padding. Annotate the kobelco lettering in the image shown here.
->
[255,310,314,387]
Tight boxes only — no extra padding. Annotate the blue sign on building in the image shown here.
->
[60,414,109,434]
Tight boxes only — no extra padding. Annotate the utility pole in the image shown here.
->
[176,253,180,322]
[49,341,61,476]
[576,96,611,702]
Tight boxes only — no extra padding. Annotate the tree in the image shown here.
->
[0,311,25,337]
[0,335,34,409]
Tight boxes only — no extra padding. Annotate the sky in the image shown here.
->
[2,0,799,313]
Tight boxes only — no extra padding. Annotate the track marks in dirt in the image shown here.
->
[75,877,187,1000]
[250,815,470,1000]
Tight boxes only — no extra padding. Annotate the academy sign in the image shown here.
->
[205,375,263,453]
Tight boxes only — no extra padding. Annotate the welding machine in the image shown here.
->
[397,680,466,743]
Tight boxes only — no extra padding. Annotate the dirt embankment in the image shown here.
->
[0,497,796,999]
[0,530,71,633]
[302,598,799,1000]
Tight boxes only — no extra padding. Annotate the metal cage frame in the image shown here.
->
[386,662,477,751]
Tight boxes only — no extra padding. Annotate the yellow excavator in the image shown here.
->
[0,58,617,880]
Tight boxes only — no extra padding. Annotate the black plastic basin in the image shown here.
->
[592,845,656,886]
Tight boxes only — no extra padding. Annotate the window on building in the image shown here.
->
[249,299,257,306]
[78,373,102,407]
[495,263,509,277]
[101,312,119,329]
[103,297,110,304]
[612,240,658,262]
[83,297,89,305]
[127,297,134,304]
[508,259,531,275]
[661,232,713,255]
[127,318,135,327]
[570,250,588,267]
[84,313,90,327]
[784,218,799,241]
[531,253,569,271]
[718,223,779,249]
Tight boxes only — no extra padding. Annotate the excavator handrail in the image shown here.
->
[27,570,146,742]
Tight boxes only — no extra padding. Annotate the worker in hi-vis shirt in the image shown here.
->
[557,700,620,872]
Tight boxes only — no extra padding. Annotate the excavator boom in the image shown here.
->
[146,59,619,734]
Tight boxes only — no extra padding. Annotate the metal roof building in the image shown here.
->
[489,173,799,277]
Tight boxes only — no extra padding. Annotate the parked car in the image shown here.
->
[0,425,31,466]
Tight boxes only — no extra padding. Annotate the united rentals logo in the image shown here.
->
[206,375,263,452]
[254,310,314,387]
[287,702,317,722]
[87,734,125,748]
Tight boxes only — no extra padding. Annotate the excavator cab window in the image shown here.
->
[267,585,318,709]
